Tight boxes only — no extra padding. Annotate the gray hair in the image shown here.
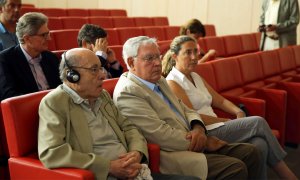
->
[122,36,158,70]
[0,0,7,7]
[59,51,80,81]
[16,12,48,44]
[162,35,196,77]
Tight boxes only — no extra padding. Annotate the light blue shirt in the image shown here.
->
[0,23,18,51]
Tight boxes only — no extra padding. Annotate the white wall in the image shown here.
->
[22,0,300,43]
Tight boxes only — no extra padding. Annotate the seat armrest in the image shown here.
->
[147,143,160,173]
[9,157,94,179]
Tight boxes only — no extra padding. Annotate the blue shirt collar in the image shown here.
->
[0,23,8,33]
[129,72,156,91]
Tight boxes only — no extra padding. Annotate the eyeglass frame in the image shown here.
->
[134,53,162,63]
[70,65,106,75]
[31,31,51,39]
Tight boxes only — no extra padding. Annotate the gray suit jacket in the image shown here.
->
[113,72,207,179]
[260,0,300,47]
[38,85,148,180]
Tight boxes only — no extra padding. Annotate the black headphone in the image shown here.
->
[63,52,80,83]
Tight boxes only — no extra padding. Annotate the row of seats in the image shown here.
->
[20,7,128,17]
[199,32,261,58]
[47,25,215,51]
[195,45,300,145]
[48,16,170,30]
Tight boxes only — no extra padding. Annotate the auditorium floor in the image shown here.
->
[267,145,300,179]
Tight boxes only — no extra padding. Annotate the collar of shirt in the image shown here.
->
[129,72,157,91]
[20,44,42,62]
[171,66,187,82]
[0,23,7,33]
[95,50,108,59]
[62,83,102,109]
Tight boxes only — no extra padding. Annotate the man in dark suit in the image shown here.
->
[77,24,123,78]
[0,12,61,101]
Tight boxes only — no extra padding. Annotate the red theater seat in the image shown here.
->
[51,29,79,50]
[109,45,128,72]
[112,17,135,28]
[48,17,63,30]
[203,36,226,57]
[152,17,169,26]
[106,29,120,46]
[88,17,114,28]
[163,26,180,40]
[116,27,143,45]
[204,24,216,37]
[142,26,166,41]
[66,9,89,16]
[240,33,259,53]
[88,9,110,16]
[109,9,127,17]
[60,17,89,29]
[39,8,67,17]
[222,35,243,57]
[133,17,154,27]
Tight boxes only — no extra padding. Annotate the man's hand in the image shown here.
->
[266,24,277,32]
[106,48,117,64]
[91,38,108,53]
[109,151,142,179]
[186,125,207,152]
[205,136,227,152]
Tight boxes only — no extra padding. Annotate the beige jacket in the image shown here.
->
[113,72,208,179]
[38,85,148,180]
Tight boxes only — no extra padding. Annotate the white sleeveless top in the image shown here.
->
[166,67,217,117]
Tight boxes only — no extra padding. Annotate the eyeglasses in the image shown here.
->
[33,31,50,39]
[72,66,106,75]
[135,54,161,63]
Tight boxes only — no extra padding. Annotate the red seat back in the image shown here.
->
[102,78,120,97]
[66,9,89,16]
[88,9,110,16]
[88,17,114,28]
[112,17,135,28]
[106,28,120,46]
[238,53,264,84]
[240,33,259,53]
[60,17,89,29]
[204,24,216,37]
[51,29,79,50]
[109,9,127,16]
[142,26,166,41]
[258,50,281,78]
[277,47,297,73]
[163,26,180,40]
[292,45,300,67]
[222,35,243,56]
[212,57,243,92]
[1,91,51,157]
[133,17,154,27]
[152,17,169,26]
[194,62,217,90]
[203,36,226,57]
[116,27,143,45]
[48,17,63,30]
[39,8,67,17]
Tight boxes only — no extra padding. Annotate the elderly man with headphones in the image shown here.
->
[37,48,200,180]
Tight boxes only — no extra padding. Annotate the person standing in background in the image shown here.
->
[259,0,299,50]
[0,0,21,51]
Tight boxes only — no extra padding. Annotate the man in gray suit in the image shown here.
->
[113,36,263,179]
[259,0,299,50]
[38,48,200,180]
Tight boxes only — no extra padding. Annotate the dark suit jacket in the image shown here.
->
[97,55,123,78]
[0,45,61,101]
